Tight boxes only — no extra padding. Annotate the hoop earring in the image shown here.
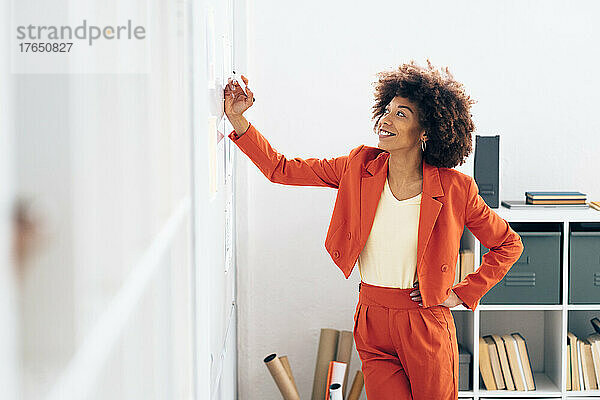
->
[421,139,427,152]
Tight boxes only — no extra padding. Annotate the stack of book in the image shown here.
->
[525,191,587,205]
[501,191,597,209]
[479,333,536,391]
[566,317,600,391]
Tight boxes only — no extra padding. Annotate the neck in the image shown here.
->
[387,149,423,182]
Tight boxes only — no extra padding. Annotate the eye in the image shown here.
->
[383,108,405,117]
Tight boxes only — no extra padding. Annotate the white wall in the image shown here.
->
[236,0,600,398]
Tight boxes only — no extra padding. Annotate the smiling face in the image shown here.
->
[376,96,427,153]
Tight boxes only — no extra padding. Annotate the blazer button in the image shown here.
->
[441,263,448,272]
[346,232,351,240]
[333,250,340,258]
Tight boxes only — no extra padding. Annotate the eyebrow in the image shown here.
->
[386,104,413,114]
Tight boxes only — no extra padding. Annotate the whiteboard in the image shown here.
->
[202,0,237,397]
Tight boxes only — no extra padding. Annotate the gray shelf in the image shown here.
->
[454,216,600,400]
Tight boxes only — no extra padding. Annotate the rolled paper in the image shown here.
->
[335,331,354,397]
[264,353,300,400]
[328,383,343,400]
[324,361,346,399]
[278,355,299,397]
[346,370,364,400]
[311,329,340,400]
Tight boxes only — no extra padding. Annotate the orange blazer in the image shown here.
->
[228,122,524,311]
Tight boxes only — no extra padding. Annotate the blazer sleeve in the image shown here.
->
[228,122,362,188]
[451,176,524,311]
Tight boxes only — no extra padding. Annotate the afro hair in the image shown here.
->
[371,59,477,168]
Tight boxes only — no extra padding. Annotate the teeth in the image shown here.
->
[379,130,395,136]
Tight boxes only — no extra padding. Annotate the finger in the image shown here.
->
[245,87,254,102]
[232,81,246,96]
[233,93,244,102]
[241,74,248,84]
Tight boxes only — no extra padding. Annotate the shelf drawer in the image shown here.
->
[480,231,562,304]
[569,230,600,304]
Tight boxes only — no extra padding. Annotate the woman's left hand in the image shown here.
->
[436,289,463,308]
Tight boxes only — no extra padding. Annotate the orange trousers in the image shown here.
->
[353,281,459,399]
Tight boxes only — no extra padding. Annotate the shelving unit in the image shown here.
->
[454,207,600,400]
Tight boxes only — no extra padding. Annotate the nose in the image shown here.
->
[379,114,393,128]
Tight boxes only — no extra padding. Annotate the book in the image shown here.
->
[490,333,515,390]
[459,249,474,282]
[567,331,581,390]
[525,191,587,199]
[577,339,585,390]
[567,343,571,390]
[511,333,536,390]
[479,336,497,390]
[581,339,598,390]
[501,200,589,209]
[588,333,600,388]
[483,335,505,389]
[526,199,587,205]
[501,334,527,391]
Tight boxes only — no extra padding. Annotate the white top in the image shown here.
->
[358,176,422,289]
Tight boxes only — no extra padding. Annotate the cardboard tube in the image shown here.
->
[278,355,299,397]
[346,370,364,400]
[264,353,300,400]
[311,329,340,400]
[335,331,354,398]
[328,382,343,400]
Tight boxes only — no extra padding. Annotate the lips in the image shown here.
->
[379,127,396,135]
[378,129,396,139]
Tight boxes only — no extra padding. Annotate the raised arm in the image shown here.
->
[229,121,360,188]
[451,176,524,311]
[224,75,360,188]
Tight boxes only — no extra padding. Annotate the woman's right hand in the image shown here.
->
[224,75,254,121]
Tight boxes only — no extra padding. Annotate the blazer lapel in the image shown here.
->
[360,151,445,277]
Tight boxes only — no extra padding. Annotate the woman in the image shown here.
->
[223,60,523,400]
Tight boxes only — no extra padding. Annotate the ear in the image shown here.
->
[421,131,428,141]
